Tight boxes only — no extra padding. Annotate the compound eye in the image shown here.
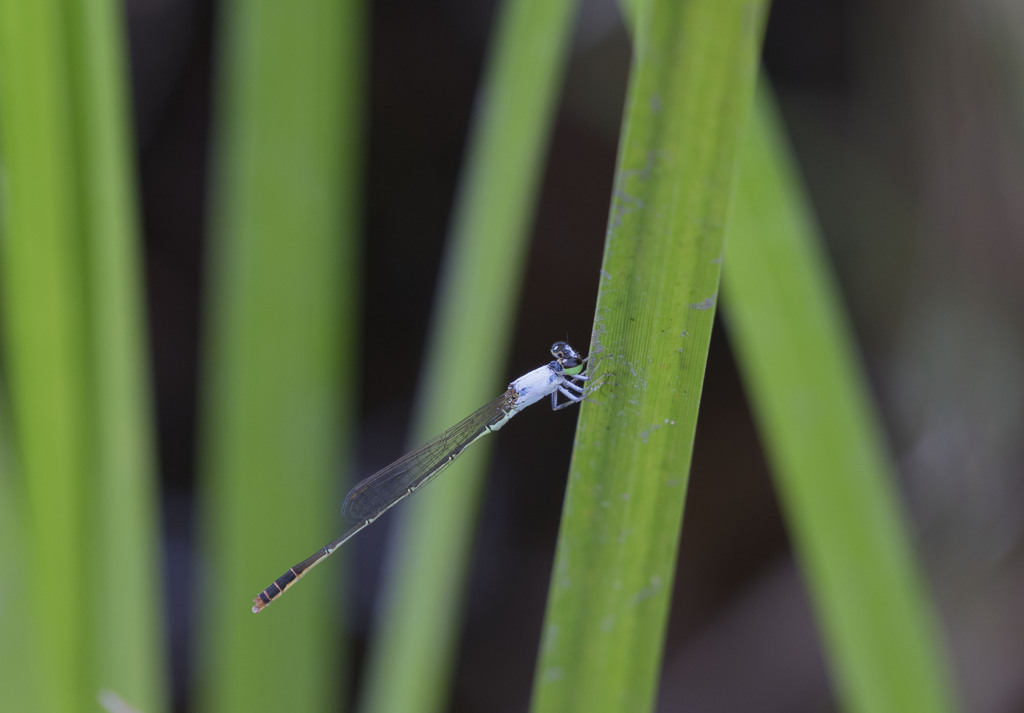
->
[551,341,584,375]
[553,341,579,360]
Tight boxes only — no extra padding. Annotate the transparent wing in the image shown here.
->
[340,391,514,525]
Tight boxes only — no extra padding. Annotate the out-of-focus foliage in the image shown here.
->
[1,0,1021,711]
[0,1,165,712]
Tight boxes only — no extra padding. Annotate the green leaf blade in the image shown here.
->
[70,1,169,708]
[531,2,769,711]
[723,85,960,713]
[195,2,363,712]
[0,2,93,710]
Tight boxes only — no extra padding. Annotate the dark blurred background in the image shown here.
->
[127,0,1024,710]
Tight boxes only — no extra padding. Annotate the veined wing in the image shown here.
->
[340,390,516,525]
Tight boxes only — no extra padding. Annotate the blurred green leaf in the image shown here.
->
[195,1,363,712]
[0,382,36,713]
[1,0,166,710]
[69,1,168,708]
[1,2,103,711]
[721,85,959,713]
[531,2,768,711]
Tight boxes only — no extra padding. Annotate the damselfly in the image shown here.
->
[252,340,601,613]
